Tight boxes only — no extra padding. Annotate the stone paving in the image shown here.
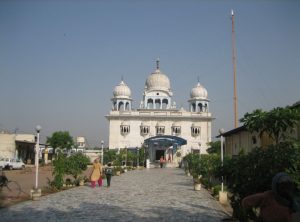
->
[0,168,228,222]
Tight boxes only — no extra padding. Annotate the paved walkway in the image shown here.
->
[0,168,228,222]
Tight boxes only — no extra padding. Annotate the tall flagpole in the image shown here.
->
[231,9,238,128]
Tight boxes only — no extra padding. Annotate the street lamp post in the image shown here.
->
[31,125,42,200]
[35,125,41,190]
[101,140,104,165]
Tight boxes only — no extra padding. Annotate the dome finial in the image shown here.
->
[197,76,200,83]
[156,58,160,70]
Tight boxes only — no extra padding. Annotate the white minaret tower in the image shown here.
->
[188,79,209,113]
[111,79,132,111]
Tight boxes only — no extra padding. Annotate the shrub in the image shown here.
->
[222,142,300,221]
[65,153,90,180]
[51,152,89,189]
[212,184,227,197]
[52,153,66,189]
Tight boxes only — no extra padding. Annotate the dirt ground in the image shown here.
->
[0,165,91,208]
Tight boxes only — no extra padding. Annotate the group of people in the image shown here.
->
[159,154,172,168]
[89,158,113,188]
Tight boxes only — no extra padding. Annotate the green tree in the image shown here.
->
[47,131,74,154]
[240,107,300,144]
[206,141,221,154]
[103,149,117,165]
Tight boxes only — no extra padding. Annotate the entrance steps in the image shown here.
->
[149,162,178,168]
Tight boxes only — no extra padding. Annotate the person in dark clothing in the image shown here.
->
[242,172,300,222]
[105,162,113,187]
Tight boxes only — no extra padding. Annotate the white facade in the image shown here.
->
[76,136,86,149]
[0,132,16,158]
[106,60,214,162]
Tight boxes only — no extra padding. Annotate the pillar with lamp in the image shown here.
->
[219,128,228,204]
[31,125,42,200]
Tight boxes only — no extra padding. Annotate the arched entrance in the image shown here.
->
[144,135,187,164]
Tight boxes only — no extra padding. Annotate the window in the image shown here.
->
[162,99,168,109]
[147,99,153,109]
[120,125,130,136]
[191,126,200,137]
[155,99,161,109]
[156,126,165,135]
[140,125,150,136]
[172,126,181,135]
[198,103,203,112]
[118,102,124,111]
[192,149,200,154]
[192,103,196,112]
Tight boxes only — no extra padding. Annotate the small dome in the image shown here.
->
[113,81,131,98]
[145,69,171,92]
[190,82,208,99]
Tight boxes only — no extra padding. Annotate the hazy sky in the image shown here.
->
[1,0,299,147]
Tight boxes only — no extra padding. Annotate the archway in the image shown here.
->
[144,135,187,163]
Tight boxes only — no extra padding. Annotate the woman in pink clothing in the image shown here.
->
[242,172,299,222]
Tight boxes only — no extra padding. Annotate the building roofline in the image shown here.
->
[216,125,246,138]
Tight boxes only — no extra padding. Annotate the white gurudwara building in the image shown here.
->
[106,60,214,164]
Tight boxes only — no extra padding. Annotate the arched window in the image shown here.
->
[191,126,201,137]
[192,103,196,112]
[120,125,130,136]
[147,99,153,109]
[162,99,168,109]
[156,126,165,135]
[140,125,150,136]
[204,103,208,112]
[172,126,181,135]
[155,99,161,109]
[118,101,124,111]
[125,102,130,111]
[198,103,203,112]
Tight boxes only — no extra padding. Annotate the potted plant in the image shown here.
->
[193,174,202,191]
[77,176,85,186]
[114,166,122,176]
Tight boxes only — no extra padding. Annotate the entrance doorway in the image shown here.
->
[155,150,164,160]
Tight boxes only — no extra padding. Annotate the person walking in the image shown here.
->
[90,158,103,188]
[159,156,164,168]
[104,162,113,187]
[242,172,300,222]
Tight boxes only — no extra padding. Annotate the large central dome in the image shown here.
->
[145,60,171,92]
